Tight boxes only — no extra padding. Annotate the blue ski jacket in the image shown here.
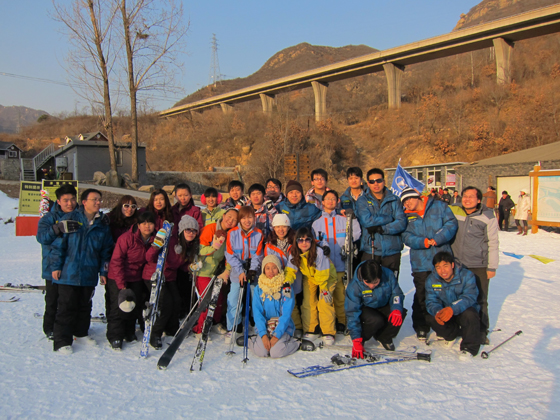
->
[37,202,67,281]
[275,198,322,231]
[425,265,480,316]
[225,225,264,283]
[50,208,114,287]
[354,187,407,256]
[345,261,404,340]
[340,186,366,212]
[252,282,295,339]
[401,197,458,273]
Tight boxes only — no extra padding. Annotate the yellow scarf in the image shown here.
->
[258,272,285,301]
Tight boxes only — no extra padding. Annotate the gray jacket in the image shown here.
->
[450,205,499,271]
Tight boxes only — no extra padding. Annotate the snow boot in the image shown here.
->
[323,335,335,346]
[110,340,123,351]
[380,341,395,351]
[523,226,528,236]
[516,226,523,235]
[150,336,162,350]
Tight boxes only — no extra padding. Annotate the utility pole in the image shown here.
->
[209,34,221,87]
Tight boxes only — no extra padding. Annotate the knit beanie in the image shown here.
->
[261,255,283,275]
[285,180,303,195]
[178,215,199,234]
[272,213,291,227]
[118,288,136,313]
[400,187,420,203]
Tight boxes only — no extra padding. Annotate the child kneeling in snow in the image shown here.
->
[249,255,300,358]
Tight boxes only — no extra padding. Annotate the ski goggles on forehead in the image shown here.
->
[296,237,312,243]
[123,204,137,209]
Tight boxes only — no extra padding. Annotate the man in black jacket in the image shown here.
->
[498,191,515,231]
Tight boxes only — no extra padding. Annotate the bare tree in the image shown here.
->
[52,0,119,173]
[118,0,188,182]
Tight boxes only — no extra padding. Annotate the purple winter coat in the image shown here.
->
[171,201,203,231]
[108,226,152,290]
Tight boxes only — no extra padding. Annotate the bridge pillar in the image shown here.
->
[311,81,328,122]
[383,63,404,109]
[220,103,234,114]
[493,38,514,84]
[260,93,275,115]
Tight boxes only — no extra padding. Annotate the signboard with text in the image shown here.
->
[42,180,79,201]
[18,181,42,215]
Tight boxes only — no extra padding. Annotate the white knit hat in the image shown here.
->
[272,213,291,227]
[261,255,282,274]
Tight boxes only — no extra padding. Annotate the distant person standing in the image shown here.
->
[450,186,499,344]
[515,189,531,236]
[498,191,515,231]
[451,190,462,205]
[441,188,451,204]
[483,186,497,212]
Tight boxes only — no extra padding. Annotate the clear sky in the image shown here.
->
[0,0,481,115]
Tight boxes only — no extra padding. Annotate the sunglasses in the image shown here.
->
[123,204,137,210]
[367,178,384,184]
[297,237,312,244]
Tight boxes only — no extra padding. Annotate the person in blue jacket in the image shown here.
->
[275,180,321,231]
[50,188,114,354]
[340,167,367,214]
[401,187,458,341]
[425,251,481,358]
[250,255,299,358]
[345,260,406,356]
[36,184,79,340]
[353,168,407,281]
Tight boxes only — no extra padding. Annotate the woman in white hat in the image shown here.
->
[514,189,531,236]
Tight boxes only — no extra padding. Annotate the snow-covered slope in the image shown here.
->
[0,192,559,419]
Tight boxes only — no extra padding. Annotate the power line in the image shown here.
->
[0,71,183,102]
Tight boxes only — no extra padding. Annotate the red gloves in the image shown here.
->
[388,310,403,326]
[352,338,364,359]
[435,307,454,325]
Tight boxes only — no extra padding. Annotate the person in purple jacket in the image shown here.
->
[106,211,156,350]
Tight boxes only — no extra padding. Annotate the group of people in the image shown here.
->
[37,167,500,360]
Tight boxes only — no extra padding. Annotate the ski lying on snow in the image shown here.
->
[1,284,45,292]
[34,312,107,323]
[0,296,20,302]
[288,350,431,378]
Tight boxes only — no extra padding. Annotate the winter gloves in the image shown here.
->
[282,283,292,299]
[352,338,364,359]
[320,245,331,257]
[320,290,333,304]
[366,225,384,236]
[388,309,403,326]
[247,270,257,283]
[153,228,168,248]
[118,288,136,313]
[53,220,81,236]
[435,307,454,325]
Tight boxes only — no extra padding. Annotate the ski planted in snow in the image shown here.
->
[157,277,216,370]
[140,220,173,358]
[288,350,431,378]
[0,296,20,302]
[190,278,224,372]
[342,209,356,287]
[1,283,45,293]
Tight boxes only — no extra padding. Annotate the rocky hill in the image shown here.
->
[0,105,49,134]
[454,0,560,30]
[175,43,376,106]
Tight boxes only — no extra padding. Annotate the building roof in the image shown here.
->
[385,162,467,171]
[0,141,22,151]
[65,132,108,143]
[463,141,560,167]
[53,140,146,157]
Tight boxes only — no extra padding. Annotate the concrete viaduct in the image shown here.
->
[160,4,560,122]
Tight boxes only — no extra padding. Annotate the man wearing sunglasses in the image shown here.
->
[354,168,407,282]
[345,259,406,353]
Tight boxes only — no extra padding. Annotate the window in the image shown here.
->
[115,150,123,167]
[416,170,424,181]
[8,151,17,158]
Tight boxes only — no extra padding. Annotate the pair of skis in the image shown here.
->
[342,209,357,287]
[1,296,20,303]
[288,348,431,378]
[0,284,45,293]
[140,221,174,358]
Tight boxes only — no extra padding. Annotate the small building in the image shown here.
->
[46,131,147,183]
[385,162,467,193]
[0,141,23,180]
[454,141,560,197]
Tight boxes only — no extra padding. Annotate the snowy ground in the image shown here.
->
[1,190,559,419]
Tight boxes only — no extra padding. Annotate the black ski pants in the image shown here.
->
[53,284,94,351]
[145,280,181,339]
[360,304,407,344]
[426,307,481,355]
[466,266,490,335]
[411,271,430,334]
[360,252,402,282]
[106,279,147,342]
[43,279,58,335]
[176,268,193,319]
[498,208,511,231]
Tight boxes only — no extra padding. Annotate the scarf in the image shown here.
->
[258,272,285,301]
[277,238,290,253]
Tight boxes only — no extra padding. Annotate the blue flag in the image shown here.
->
[391,163,425,197]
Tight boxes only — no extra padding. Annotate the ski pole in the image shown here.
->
[481,330,522,359]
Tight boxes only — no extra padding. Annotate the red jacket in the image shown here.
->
[172,201,203,231]
[142,226,190,282]
[108,226,152,289]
